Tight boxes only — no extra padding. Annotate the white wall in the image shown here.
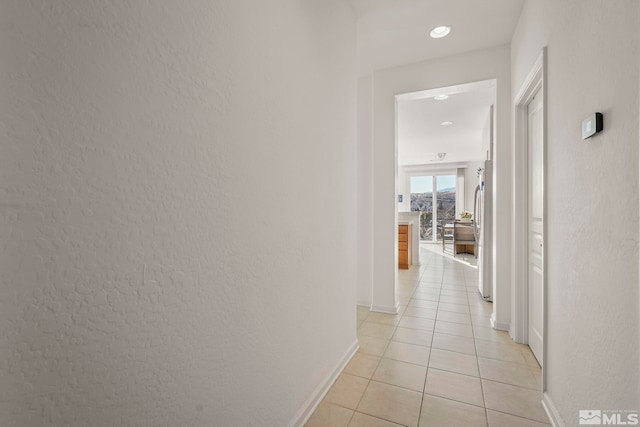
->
[0,2,357,426]
[357,75,374,306]
[512,0,639,423]
[462,103,492,219]
[366,45,512,318]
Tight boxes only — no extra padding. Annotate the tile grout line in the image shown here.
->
[385,260,429,427]
[410,263,435,427]
[453,261,491,426]
[416,265,446,427]
[445,260,489,426]
[466,273,491,427]
[468,283,490,427]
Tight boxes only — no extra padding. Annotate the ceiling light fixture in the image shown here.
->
[430,25,451,39]
[434,94,449,101]
[430,152,447,162]
[441,121,453,126]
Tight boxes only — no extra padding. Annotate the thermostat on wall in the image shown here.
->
[582,112,603,140]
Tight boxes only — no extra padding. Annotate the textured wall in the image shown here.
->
[357,76,374,307]
[0,1,357,426]
[512,0,639,423]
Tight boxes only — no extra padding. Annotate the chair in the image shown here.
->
[442,222,454,253]
[453,220,476,257]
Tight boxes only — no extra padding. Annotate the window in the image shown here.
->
[410,176,433,240]
[411,175,456,242]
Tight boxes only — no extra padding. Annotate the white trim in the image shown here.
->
[370,304,400,314]
[357,300,372,308]
[542,392,566,427]
[512,48,548,394]
[512,49,545,344]
[289,340,359,427]
[403,164,464,174]
[490,313,510,331]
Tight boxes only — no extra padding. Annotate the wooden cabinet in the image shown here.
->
[398,224,412,269]
[454,221,476,255]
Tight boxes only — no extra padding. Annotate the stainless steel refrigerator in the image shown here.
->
[474,161,493,300]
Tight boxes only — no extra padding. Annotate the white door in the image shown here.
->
[527,91,544,365]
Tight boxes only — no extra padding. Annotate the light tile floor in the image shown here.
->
[306,243,550,427]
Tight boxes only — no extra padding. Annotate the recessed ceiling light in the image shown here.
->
[430,25,451,39]
[441,121,453,126]
[434,94,449,101]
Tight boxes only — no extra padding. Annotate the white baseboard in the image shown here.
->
[370,304,399,314]
[542,392,565,427]
[357,301,372,308]
[289,339,359,427]
[490,314,510,331]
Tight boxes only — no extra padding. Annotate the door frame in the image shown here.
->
[512,48,547,387]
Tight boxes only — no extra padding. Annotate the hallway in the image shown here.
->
[307,244,548,427]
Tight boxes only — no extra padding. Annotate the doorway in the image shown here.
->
[396,80,496,280]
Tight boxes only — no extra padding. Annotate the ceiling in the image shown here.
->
[352,0,526,77]
[350,0,524,167]
[397,80,495,166]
